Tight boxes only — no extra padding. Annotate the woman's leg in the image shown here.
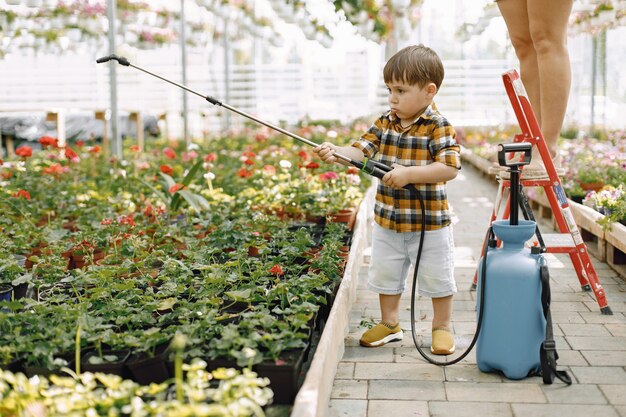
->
[497,0,542,127]
[527,0,574,158]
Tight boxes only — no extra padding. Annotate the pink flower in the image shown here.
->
[183,150,198,162]
[163,147,177,159]
[320,171,339,181]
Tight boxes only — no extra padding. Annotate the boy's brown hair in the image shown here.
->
[383,44,444,90]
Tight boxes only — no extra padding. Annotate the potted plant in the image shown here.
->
[0,253,30,300]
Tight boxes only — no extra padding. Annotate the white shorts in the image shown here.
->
[368,223,457,298]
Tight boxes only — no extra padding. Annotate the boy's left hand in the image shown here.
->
[382,163,411,189]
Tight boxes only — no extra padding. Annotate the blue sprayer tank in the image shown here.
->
[476,219,546,380]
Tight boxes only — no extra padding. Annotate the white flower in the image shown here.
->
[327,130,338,138]
[204,172,215,180]
[279,160,292,169]
[187,143,200,151]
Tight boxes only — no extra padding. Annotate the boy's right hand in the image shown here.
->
[313,142,338,164]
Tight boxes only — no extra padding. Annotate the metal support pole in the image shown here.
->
[591,34,596,131]
[223,17,231,131]
[180,0,189,144]
[106,0,121,157]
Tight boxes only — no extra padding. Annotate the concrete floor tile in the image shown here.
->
[334,362,355,379]
[579,311,626,324]
[559,323,612,337]
[541,383,607,404]
[617,405,626,417]
[551,311,586,324]
[444,364,503,383]
[566,336,626,351]
[600,384,626,405]
[342,346,394,362]
[368,400,429,417]
[444,381,546,403]
[511,403,619,417]
[551,349,589,366]
[585,301,626,313]
[605,323,626,337]
[429,401,513,417]
[570,366,626,384]
[328,399,368,417]
[354,362,444,381]
[550,301,592,312]
[580,350,626,366]
[368,379,445,401]
[330,379,368,399]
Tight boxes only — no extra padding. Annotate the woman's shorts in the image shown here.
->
[368,223,457,298]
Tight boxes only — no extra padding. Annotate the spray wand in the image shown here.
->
[96,54,393,180]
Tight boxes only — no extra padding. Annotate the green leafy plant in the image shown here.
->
[137,160,210,213]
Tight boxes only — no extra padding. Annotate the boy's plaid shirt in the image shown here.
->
[352,105,461,232]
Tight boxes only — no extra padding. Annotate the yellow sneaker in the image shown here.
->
[359,322,403,347]
[431,327,455,355]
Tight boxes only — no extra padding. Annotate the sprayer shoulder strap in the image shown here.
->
[539,264,573,385]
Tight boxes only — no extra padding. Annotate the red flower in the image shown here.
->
[346,166,360,175]
[12,189,31,200]
[101,218,114,225]
[305,161,320,169]
[169,183,185,194]
[203,153,217,162]
[38,136,58,148]
[160,165,174,176]
[65,147,78,160]
[237,168,253,178]
[269,264,284,276]
[298,150,310,160]
[244,158,254,166]
[163,147,177,159]
[75,140,85,147]
[15,145,33,158]
[130,144,141,152]
[117,214,135,227]
[89,145,101,154]
[255,132,268,142]
[43,163,66,176]
[243,151,256,158]
[1,171,12,180]
[320,171,339,181]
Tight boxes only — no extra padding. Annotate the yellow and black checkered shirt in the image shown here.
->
[352,105,461,232]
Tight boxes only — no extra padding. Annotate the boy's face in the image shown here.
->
[386,79,437,125]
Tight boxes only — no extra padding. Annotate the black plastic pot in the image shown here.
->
[253,347,307,405]
[125,344,170,385]
[81,349,130,377]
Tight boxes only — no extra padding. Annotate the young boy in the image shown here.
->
[313,45,460,355]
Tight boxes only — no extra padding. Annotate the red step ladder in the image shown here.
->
[472,69,612,315]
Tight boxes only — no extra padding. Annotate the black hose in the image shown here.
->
[409,188,490,366]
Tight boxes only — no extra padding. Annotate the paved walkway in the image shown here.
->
[328,163,626,417]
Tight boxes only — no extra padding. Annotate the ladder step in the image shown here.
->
[536,233,577,249]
